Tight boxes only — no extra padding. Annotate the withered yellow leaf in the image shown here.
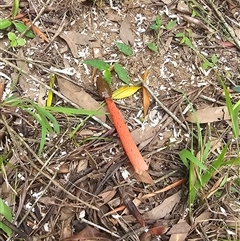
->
[143,87,150,117]
[112,86,141,99]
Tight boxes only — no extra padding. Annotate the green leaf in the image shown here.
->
[44,106,104,116]
[147,42,158,52]
[7,32,16,41]
[232,86,240,93]
[83,59,110,71]
[191,9,197,17]
[0,19,12,29]
[175,32,185,38]
[211,54,217,64]
[166,20,176,30]
[12,21,35,38]
[10,39,18,47]
[115,42,133,56]
[0,198,12,236]
[202,61,210,70]
[114,63,130,84]
[16,37,26,46]
[103,69,111,85]
[184,37,193,48]
[12,0,19,18]
[150,23,160,30]
[155,15,161,26]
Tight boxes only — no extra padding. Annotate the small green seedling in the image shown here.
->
[176,31,218,70]
[7,32,26,47]
[147,16,177,53]
[83,59,130,85]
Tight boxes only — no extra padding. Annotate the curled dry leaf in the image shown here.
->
[186,106,230,123]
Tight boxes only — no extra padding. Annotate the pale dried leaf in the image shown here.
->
[14,49,39,100]
[38,85,47,106]
[59,207,74,221]
[105,9,122,22]
[77,159,88,173]
[58,77,106,122]
[181,15,213,32]
[143,191,182,220]
[62,225,114,241]
[131,125,158,145]
[195,211,211,224]
[177,0,191,13]
[186,106,230,123]
[59,31,95,57]
[61,217,73,240]
[168,219,191,241]
[120,16,135,45]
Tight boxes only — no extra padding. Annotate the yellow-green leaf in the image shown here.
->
[46,73,55,107]
[112,86,141,99]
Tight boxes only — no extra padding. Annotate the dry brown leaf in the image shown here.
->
[105,9,122,22]
[58,77,106,123]
[181,15,213,32]
[120,16,135,45]
[186,106,230,123]
[58,31,95,57]
[134,170,154,184]
[98,190,117,206]
[60,216,73,240]
[22,17,49,42]
[177,0,191,13]
[168,219,191,241]
[130,125,158,145]
[143,87,150,117]
[62,225,114,241]
[13,49,39,100]
[0,80,5,100]
[59,207,74,221]
[143,190,182,220]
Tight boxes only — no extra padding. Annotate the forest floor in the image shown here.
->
[0,0,240,240]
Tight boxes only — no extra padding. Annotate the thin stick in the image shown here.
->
[80,217,120,238]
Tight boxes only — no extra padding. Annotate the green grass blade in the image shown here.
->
[44,106,104,116]
[190,143,229,203]
[179,149,206,170]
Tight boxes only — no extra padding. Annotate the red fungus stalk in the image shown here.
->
[96,77,149,175]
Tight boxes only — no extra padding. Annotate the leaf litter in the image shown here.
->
[0,0,240,240]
